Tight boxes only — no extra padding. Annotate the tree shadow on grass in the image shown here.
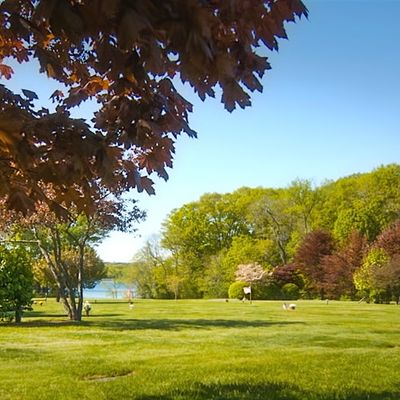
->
[12,317,303,330]
[88,300,130,305]
[136,382,400,400]
[10,319,81,327]
[25,310,122,319]
[83,318,304,331]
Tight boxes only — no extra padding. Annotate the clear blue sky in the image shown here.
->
[3,1,400,262]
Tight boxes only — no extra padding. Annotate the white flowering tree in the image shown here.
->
[235,263,266,303]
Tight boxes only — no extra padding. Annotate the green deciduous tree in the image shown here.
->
[200,252,230,299]
[130,236,177,299]
[318,165,400,242]
[162,193,251,259]
[354,220,400,303]
[287,179,321,234]
[161,192,253,296]
[353,248,388,302]
[221,236,272,275]
[0,245,34,323]
[250,191,296,265]
[134,164,400,300]
[34,245,106,295]
[333,199,386,243]
[1,195,144,320]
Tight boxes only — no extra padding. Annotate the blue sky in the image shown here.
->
[3,1,400,262]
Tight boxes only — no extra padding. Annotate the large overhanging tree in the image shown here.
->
[0,0,307,214]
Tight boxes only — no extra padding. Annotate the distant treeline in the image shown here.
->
[110,164,400,303]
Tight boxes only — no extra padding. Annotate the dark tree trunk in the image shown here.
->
[15,307,22,323]
[76,244,85,320]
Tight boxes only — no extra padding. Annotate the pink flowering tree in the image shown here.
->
[235,263,266,303]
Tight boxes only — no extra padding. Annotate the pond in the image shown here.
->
[83,279,134,300]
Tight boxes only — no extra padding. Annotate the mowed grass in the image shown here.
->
[1,299,400,400]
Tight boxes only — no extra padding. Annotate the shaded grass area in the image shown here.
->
[1,299,400,399]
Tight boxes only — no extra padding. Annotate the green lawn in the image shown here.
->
[1,299,400,400]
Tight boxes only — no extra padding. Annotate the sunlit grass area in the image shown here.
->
[1,299,400,400]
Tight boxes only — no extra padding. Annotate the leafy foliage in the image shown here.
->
[333,200,385,243]
[220,236,272,277]
[250,190,296,265]
[320,231,367,299]
[372,255,400,303]
[252,280,282,300]
[0,0,307,214]
[0,195,144,320]
[0,245,34,323]
[293,229,334,298]
[34,246,106,291]
[281,283,300,300]
[272,263,304,288]
[353,248,388,301]
[374,220,400,257]
[286,179,321,234]
[353,220,400,303]
[228,281,247,300]
[200,252,232,299]
[128,164,400,300]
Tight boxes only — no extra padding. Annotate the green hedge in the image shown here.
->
[228,281,247,299]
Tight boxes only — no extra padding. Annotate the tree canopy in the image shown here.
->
[125,164,400,301]
[0,0,307,214]
[0,244,34,323]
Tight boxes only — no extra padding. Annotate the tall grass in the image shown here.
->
[1,299,400,399]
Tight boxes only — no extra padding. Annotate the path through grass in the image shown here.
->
[1,299,400,399]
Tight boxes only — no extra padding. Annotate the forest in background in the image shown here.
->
[108,164,400,303]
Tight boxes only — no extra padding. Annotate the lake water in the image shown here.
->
[83,279,134,300]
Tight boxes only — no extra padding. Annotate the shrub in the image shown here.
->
[281,283,300,300]
[254,282,282,300]
[228,281,247,299]
[370,288,391,304]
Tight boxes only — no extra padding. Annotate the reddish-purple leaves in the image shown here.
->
[0,0,307,214]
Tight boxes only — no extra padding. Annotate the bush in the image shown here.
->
[281,283,300,300]
[0,310,14,323]
[254,282,282,300]
[228,281,247,299]
[228,280,285,301]
[370,289,391,304]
